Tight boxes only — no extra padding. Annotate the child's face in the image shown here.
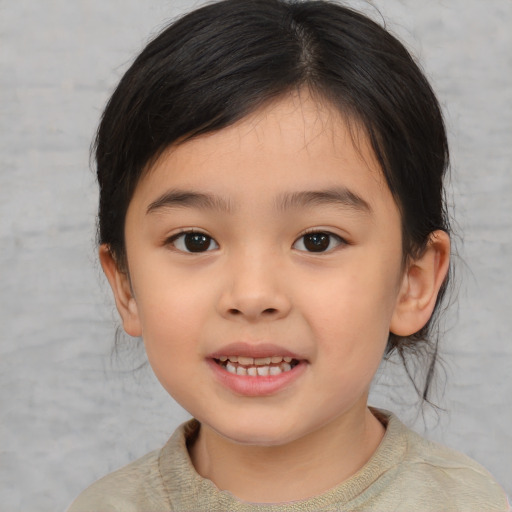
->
[116,92,406,446]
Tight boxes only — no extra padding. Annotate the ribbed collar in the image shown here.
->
[158,409,408,511]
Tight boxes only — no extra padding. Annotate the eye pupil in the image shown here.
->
[304,233,330,252]
[184,233,211,252]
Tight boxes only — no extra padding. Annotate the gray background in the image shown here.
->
[1,1,510,510]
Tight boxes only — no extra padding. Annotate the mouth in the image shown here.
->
[208,344,307,395]
[213,355,300,376]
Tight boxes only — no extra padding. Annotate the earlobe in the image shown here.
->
[390,231,450,337]
[99,245,142,337]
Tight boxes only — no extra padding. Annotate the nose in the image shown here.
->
[217,252,292,322]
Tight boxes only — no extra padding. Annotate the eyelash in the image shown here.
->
[166,230,219,253]
[166,229,347,254]
[292,230,347,253]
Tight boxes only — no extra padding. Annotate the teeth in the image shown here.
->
[224,356,293,366]
[218,355,298,377]
[254,357,272,365]
[256,366,269,376]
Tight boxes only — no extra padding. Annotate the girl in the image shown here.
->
[69,0,509,510]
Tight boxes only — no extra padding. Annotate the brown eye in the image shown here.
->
[293,232,344,253]
[170,232,219,253]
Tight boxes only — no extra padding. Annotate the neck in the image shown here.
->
[189,406,385,503]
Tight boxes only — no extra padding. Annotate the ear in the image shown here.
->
[99,245,142,337]
[390,230,450,337]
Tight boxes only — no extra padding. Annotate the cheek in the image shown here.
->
[310,264,399,326]
[131,268,213,369]
[135,282,209,404]
[134,259,210,326]
[301,256,400,361]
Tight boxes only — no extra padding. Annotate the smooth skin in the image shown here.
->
[100,90,450,503]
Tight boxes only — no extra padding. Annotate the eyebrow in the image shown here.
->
[276,188,372,215]
[146,190,233,214]
[146,187,372,215]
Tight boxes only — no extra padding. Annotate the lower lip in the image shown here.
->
[207,359,307,397]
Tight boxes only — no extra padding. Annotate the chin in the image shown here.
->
[208,417,306,447]
[224,431,294,447]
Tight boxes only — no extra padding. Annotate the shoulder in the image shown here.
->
[66,448,170,512]
[390,414,508,511]
[67,419,203,512]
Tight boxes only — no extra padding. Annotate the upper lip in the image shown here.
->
[208,342,305,360]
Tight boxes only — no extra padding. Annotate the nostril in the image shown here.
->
[227,307,278,316]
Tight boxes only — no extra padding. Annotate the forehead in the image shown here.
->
[132,91,395,216]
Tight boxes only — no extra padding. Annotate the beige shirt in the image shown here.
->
[68,411,508,511]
